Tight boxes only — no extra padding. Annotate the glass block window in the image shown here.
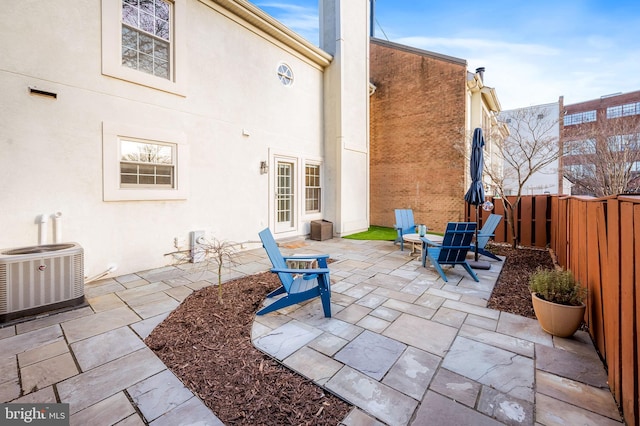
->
[121,0,171,79]
[563,139,596,155]
[120,139,175,187]
[305,164,321,213]
[607,105,622,119]
[607,134,640,152]
[566,163,595,177]
[607,102,640,119]
[623,102,640,117]
[564,110,596,126]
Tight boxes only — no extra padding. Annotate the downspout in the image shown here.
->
[38,214,48,245]
[53,211,63,243]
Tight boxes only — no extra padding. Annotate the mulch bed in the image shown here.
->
[485,243,555,319]
[145,243,554,425]
[145,272,351,425]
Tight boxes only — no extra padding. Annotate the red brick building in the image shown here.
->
[369,38,503,232]
[560,90,640,195]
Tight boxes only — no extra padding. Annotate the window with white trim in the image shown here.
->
[122,0,171,79]
[305,164,321,213]
[103,122,189,201]
[120,139,175,187]
[102,0,186,94]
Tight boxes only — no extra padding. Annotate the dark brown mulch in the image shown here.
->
[145,243,553,425]
[145,272,351,425]
[485,242,555,318]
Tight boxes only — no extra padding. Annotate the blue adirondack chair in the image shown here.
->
[257,228,332,317]
[394,209,415,251]
[420,222,479,282]
[471,214,503,261]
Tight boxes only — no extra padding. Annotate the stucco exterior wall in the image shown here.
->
[320,0,370,236]
[369,39,468,233]
[0,0,348,276]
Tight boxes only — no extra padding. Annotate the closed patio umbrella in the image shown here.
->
[464,128,490,269]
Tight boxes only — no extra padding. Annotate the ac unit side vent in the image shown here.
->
[0,243,85,323]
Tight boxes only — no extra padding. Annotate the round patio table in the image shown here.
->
[403,233,444,256]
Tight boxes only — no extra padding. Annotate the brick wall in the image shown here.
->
[369,39,468,233]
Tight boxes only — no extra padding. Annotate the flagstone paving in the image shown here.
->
[0,237,625,425]
[250,238,624,426]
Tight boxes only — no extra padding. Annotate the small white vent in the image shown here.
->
[0,243,84,322]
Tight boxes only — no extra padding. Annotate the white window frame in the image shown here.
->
[101,0,186,95]
[103,121,189,201]
[120,139,176,188]
[304,162,322,214]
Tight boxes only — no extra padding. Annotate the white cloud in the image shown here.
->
[395,36,560,57]
[255,0,640,109]
[255,2,318,43]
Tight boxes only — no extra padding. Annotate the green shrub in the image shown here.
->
[529,268,587,306]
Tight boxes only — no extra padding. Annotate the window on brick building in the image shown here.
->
[563,139,596,155]
[564,110,596,126]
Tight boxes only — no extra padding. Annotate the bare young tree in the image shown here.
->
[166,237,239,303]
[489,105,561,247]
[562,114,640,196]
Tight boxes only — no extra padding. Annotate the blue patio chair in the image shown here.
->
[394,209,415,251]
[471,214,503,261]
[420,222,479,282]
[257,228,332,317]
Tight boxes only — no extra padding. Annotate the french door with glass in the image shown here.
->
[274,159,296,233]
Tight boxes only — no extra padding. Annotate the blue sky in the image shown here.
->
[252,1,640,110]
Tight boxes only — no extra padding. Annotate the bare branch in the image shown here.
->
[166,237,241,303]
[491,104,561,247]
[563,113,640,196]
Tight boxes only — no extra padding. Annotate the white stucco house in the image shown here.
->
[0,0,370,277]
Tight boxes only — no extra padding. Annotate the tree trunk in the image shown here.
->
[499,197,518,248]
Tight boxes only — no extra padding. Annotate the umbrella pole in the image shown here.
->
[475,204,480,262]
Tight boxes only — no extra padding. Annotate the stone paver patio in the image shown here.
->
[0,237,624,425]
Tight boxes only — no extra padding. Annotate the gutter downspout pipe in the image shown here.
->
[38,214,48,245]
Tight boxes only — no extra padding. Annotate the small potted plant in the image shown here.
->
[529,268,587,337]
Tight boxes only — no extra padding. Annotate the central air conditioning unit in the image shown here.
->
[0,242,85,323]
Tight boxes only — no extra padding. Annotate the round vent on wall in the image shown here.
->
[277,63,294,86]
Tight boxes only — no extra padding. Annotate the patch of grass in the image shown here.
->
[343,226,397,241]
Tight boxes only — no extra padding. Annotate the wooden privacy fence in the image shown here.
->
[467,194,639,424]
[465,194,551,248]
[550,195,640,426]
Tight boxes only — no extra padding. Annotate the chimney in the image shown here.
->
[476,67,485,82]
